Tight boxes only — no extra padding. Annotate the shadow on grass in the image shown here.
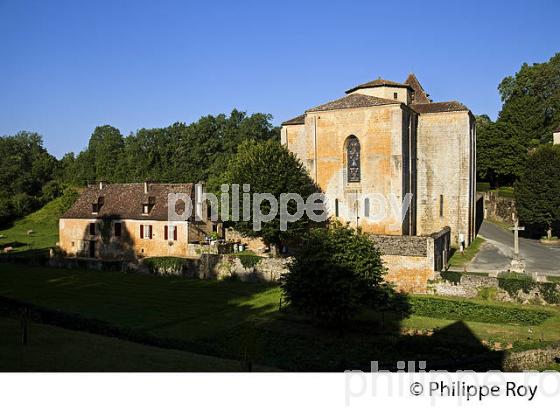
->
[0,263,508,372]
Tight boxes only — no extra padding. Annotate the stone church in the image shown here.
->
[281,73,476,249]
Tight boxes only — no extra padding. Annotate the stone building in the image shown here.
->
[281,73,476,247]
[59,182,218,259]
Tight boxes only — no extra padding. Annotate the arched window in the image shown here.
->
[346,136,360,183]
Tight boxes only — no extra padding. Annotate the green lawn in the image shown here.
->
[1,263,559,371]
[0,317,263,371]
[0,195,66,254]
[449,236,486,268]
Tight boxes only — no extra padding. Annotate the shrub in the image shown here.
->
[440,271,463,285]
[410,296,551,325]
[143,257,189,275]
[498,272,535,299]
[477,287,497,301]
[280,224,405,324]
[236,252,262,269]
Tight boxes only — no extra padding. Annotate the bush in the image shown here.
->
[411,296,551,325]
[498,272,535,298]
[236,252,262,269]
[280,224,404,324]
[143,257,189,275]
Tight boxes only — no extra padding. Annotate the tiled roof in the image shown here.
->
[410,101,469,114]
[62,183,195,221]
[281,114,306,126]
[554,125,560,133]
[306,93,401,113]
[346,78,412,94]
[405,73,431,104]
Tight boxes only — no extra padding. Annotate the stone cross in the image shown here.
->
[510,219,525,256]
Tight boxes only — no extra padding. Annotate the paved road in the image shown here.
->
[467,221,560,275]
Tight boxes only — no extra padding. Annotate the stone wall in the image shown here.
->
[431,272,560,304]
[503,347,560,371]
[224,228,267,253]
[482,191,516,225]
[415,111,476,247]
[371,227,451,293]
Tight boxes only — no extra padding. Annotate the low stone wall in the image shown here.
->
[483,191,516,225]
[371,227,451,293]
[503,347,560,371]
[431,272,560,304]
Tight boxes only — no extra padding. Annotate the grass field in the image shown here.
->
[0,195,67,253]
[0,317,263,371]
[0,263,558,371]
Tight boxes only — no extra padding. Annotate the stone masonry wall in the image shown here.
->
[482,191,517,225]
[372,227,451,293]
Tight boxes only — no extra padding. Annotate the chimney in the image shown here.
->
[144,181,149,194]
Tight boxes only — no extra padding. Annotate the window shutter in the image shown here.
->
[140,225,144,239]
[173,226,177,241]
[164,225,168,240]
[149,225,153,239]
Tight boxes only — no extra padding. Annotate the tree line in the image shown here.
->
[0,110,279,228]
[477,53,560,187]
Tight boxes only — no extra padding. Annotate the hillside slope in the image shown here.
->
[0,192,78,253]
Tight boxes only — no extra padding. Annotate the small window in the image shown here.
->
[114,222,122,237]
[364,198,370,217]
[335,199,339,217]
[140,225,152,239]
[89,223,96,235]
[393,92,398,100]
[439,195,444,217]
[142,204,150,215]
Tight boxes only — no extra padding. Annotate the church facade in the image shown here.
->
[281,74,476,247]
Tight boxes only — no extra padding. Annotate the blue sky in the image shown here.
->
[0,0,558,158]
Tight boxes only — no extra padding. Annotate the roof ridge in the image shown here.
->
[306,93,401,113]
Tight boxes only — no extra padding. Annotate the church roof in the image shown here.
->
[405,73,431,104]
[281,114,306,126]
[410,101,469,114]
[306,93,401,113]
[345,78,412,94]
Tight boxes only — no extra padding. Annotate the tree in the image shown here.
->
[476,119,526,187]
[0,131,58,226]
[497,53,560,147]
[514,145,560,239]
[477,53,560,186]
[280,224,407,325]
[217,139,322,251]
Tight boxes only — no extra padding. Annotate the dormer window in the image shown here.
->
[142,196,156,215]
[92,196,104,214]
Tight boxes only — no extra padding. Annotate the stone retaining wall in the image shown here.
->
[483,191,516,225]
[372,227,451,293]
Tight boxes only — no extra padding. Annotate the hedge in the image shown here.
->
[498,273,560,305]
[143,257,190,274]
[411,297,552,325]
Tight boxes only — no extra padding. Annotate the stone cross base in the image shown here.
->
[510,257,526,273]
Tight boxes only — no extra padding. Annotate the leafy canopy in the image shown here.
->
[280,224,408,324]
[217,139,322,247]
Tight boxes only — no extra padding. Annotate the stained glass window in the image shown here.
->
[347,136,360,182]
